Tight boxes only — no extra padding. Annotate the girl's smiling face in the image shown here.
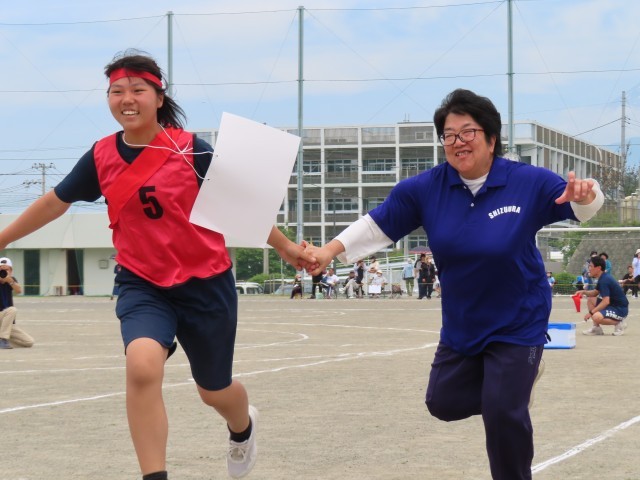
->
[108,76,163,141]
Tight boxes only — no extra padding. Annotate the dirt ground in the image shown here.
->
[1,294,638,480]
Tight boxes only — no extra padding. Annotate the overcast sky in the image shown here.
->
[2,0,640,212]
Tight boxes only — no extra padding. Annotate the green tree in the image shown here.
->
[623,163,639,197]
[558,230,589,267]
[234,227,298,281]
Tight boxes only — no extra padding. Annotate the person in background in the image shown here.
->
[421,257,437,299]
[433,274,442,298]
[619,265,638,297]
[581,255,629,336]
[290,274,303,299]
[583,250,599,292]
[414,253,426,280]
[309,270,325,299]
[367,255,380,278]
[0,257,34,350]
[599,252,612,275]
[586,251,610,313]
[546,271,556,295]
[343,270,359,299]
[402,258,415,296]
[632,249,640,293]
[0,50,315,480]
[304,88,603,480]
[320,268,340,299]
[368,270,386,298]
[354,260,365,298]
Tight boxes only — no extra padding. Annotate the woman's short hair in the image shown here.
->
[433,89,503,158]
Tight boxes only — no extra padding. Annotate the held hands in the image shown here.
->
[304,243,336,276]
[555,172,596,205]
[277,239,319,272]
[267,227,318,272]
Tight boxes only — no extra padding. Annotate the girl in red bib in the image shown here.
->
[0,49,315,480]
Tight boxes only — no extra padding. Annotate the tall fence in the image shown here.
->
[536,227,640,287]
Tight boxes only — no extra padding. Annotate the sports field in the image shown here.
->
[1,295,638,479]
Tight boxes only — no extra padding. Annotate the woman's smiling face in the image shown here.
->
[442,112,496,180]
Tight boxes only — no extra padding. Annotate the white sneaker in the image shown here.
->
[227,405,258,478]
[583,326,604,336]
[529,359,545,408]
[612,321,628,336]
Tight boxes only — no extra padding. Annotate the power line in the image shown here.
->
[0,3,514,26]
[573,119,622,137]
[0,15,164,26]
[5,67,640,94]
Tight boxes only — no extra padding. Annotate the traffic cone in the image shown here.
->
[572,292,582,312]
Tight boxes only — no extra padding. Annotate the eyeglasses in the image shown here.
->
[439,128,484,146]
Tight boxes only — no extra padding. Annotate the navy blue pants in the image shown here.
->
[426,342,543,480]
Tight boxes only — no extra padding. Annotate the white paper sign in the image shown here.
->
[190,112,301,247]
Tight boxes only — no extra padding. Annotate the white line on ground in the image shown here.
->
[531,414,640,474]
[0,343,436,414]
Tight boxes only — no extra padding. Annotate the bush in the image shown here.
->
[553,271,576,295]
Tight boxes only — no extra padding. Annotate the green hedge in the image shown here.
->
[553,271,577,295]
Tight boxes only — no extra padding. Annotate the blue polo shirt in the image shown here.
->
[369,157,576,355]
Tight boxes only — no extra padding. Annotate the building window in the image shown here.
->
[364,197,386,211]
[327,197,358,212]
[304,199,322,212]
[303,159,321,174]
[290,198,322,212]
[362,127,395,144]
[325,128,358,145]
[399,125,434,144]
[402,158,432,171]
[327,159,358,173]
[364,157,395,172]
[408,236,428,249]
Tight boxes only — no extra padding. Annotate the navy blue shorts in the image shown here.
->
[595,299,628,321]
[115,266,238,391]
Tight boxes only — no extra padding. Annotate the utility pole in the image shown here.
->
[296,6,305,247]
[621,91,627,174]
[167,11,174,97]
[507,0,514,155]
[30,162,55,196]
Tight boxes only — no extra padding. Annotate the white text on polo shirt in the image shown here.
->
[488,205,521,219]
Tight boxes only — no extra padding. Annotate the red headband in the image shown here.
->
[109,68,163,89]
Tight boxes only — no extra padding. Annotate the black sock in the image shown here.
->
[143,472,168,480]
[228,418,252,443]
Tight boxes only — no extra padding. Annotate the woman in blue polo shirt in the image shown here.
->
[306,89,603,480]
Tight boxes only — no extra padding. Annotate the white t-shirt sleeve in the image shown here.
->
[570,179,603,223]
[334,214,393,264]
